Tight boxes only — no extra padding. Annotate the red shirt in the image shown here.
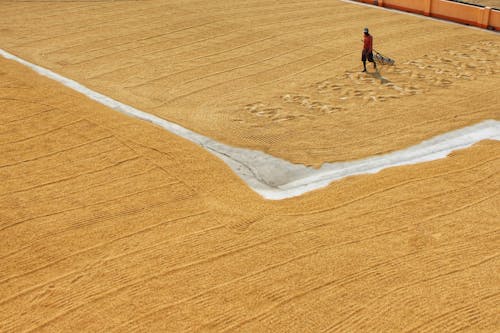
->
[363,34,373,52]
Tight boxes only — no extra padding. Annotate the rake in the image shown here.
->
[373,49,395,65]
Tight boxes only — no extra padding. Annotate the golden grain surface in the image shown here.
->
[1,1,499,332]
[1,0,498,165]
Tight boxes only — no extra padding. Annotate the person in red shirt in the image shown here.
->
[362,27,377,72]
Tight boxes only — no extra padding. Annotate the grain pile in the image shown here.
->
[0,0,498,165]
[1,1,499,332]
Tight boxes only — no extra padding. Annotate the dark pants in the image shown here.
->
[362,50,376,70]
[362,50,375,63]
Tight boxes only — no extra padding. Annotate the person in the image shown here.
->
[362,27,377,72]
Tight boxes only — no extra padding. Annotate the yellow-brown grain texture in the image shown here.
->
[1,54,499,332]
[1,1,499,332]
[0,0,498,166]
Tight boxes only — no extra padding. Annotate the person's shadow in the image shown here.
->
[367,68,391,84]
